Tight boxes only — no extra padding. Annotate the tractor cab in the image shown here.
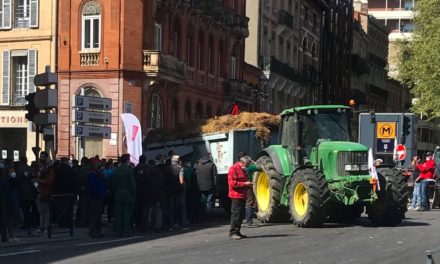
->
[280,105,350,166]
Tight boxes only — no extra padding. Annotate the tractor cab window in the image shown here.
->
[280,114,296,146]
[299,108,349,158]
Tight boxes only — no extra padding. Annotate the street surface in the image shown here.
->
[0,209,439,264]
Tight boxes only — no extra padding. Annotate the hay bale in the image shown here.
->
[145,112,280,144]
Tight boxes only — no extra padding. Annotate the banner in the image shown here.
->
[368,148,380,192]
[121,113,142,165]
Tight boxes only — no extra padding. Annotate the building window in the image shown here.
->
[172,19,180,57]
[154,23,162,51]
[186,36,193,66]
[208,36,214,73]
[218,42,225,77]
[230,56,237,79]
[0,0,38,29]
[198,30,204,70]
[171,98,178,128]
[81,1,101,51]
[149,94,163,129]
[195,101,203,120]
[2,49,36,106]
[206,104,212,118]
[184,100,192,122]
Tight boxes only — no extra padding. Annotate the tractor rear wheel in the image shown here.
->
[289,168,330,227]
[254,155,289,222]
[366,168,408,226]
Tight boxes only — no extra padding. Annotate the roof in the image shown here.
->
[280,105,350,116]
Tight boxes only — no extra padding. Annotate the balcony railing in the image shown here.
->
[143,50,185,83]
[80,51,100,66]
[264,56,307,84]
[177,0,247,36]
[223,79,253,100]
[278,10,294,30]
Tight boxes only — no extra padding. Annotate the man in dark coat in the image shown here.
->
[141,160,165,232]
[53,157,78,228]
[196,153,217,223]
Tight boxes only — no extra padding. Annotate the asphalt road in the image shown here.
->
[1,210,439,264]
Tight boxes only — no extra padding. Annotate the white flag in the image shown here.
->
[121,113,142,165]
[368,148,380,191]
[393,137,397,161]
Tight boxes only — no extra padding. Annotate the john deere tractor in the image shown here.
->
[254,105,408,227]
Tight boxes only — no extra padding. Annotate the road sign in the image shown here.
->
[74,96,112,110]
[396,144,406,161]
[376,138,395,154]
[376,122,396,139]
[73,110,111,124]
[73,125,111,139]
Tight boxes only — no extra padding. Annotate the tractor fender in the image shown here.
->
[256,145,294,177]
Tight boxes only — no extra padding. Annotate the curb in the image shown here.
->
[0,234,89,249]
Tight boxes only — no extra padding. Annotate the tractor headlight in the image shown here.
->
[360,164,368,171]
[345,164,360,171]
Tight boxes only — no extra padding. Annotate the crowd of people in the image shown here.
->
[0,149,255,243]
[408,151,437,211]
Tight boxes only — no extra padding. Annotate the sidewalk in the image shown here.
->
[0,227,90,248]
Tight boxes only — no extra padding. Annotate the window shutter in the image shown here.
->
[3,0,11,29]
[2,50,10,105]
[28,49,37,93]
[30,0,39,28]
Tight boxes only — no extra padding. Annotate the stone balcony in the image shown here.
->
[80,51,100,66]
[143,50,185,84]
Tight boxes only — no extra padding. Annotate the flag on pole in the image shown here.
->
[368,148,380,192]
[121,113,142,165]
[393,137,397,161]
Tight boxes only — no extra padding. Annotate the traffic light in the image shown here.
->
[25,92,38,121]
[401,116,411,144]
[402,116,411,136]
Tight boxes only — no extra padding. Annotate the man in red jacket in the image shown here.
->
[416,152,436,211]
[228,155,253,240]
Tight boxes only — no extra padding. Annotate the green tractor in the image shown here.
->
[254,105,408,227]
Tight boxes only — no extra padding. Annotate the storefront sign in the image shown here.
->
[0,112,28,128]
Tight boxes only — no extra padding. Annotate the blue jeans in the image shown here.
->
[410,182,421,208]
[200,191,215,222]
[421,180,431,209]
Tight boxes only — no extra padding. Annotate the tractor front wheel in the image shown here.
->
[289,168,330,227]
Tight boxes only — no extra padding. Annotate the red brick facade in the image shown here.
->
[57,0,144,159]
[57,0,254,159]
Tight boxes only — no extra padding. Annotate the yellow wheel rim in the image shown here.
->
[293,183,309,216]
[256,171,270,211]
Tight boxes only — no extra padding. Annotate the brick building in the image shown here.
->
[143,0,252,131]
[57,0,144,159]
[57,0,252,158]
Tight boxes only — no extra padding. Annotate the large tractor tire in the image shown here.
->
[366,168,408,226]
[289,168,330,227]
[254,155,289,222]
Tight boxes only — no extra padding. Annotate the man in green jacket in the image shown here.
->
[111,154,136,237]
